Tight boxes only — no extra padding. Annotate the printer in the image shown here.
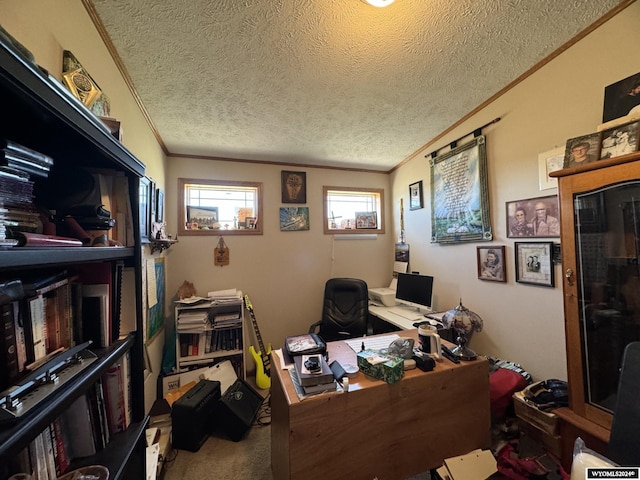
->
[369,277,397,307]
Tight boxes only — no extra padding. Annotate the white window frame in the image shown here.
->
[178,178,263,235]
[323,186,385,234]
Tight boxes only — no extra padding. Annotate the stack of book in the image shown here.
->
[0,139,51,246]
[1,138,53,179]
[293,354,337,395]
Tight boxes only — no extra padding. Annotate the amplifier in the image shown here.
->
[172,379,221,451]
[216,379,264,442]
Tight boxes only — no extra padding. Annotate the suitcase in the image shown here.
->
[216,378,264,442]
[171,379,221,451]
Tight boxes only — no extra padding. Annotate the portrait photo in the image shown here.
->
[515,242,554,287]
[563,133,601,168]
[599,121,639,160]
[602,71,640,123]
[506,195,560,238]
[477,245,506,282]
[281,170,307,204]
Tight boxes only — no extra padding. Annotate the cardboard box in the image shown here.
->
[161,360,238,397]
[357,350,404,384]
[439,449,497,480]
[517,418,562,458]
[513,391,559,435]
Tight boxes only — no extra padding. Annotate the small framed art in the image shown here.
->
[280,207,309,231]
[409,181,423,210]
[515,242,554,287]
[506,195,560,238]
[139,176,151,243]
[186,205,219,230]
[477,245,506,282]
[563,133,601,168]
[281,170,306,204]
[355,212,377,229]
[538,147,564,190]
[156,188,165,223]
[599,120,639,160]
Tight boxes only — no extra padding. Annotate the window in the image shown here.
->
[323,186,385,234]
[178,178,263,235]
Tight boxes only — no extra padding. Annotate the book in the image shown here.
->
[74,263,114,346]
[102,363,126,435]
[0,301,19,390]
[81,285,109,347]
[12,231,83,247]
[0,139,54,167]
[61,394,97,459]
[293,354,334,387]
[303,381,337,395]
[28,294,47,362]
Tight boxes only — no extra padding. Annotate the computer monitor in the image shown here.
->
[395,272,434,312]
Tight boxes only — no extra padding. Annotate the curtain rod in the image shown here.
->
[426,117,501,159]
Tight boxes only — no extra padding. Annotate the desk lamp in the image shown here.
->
[441,299,483,361]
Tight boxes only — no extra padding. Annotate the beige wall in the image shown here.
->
[391,1,640,381]
[3,1,640,397]
[165,159,393,350]
[1,0,168,412]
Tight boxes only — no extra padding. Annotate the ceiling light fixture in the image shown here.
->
[362,0,395,7]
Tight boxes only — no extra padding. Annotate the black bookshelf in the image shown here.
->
[0,30,148,480]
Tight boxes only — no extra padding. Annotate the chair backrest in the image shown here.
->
[607,341,640,466]
[317,278,368,342]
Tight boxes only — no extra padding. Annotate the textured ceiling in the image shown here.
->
[88,0,624,172]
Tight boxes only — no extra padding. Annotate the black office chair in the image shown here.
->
[308,278,371,342]
[607,341,640,466]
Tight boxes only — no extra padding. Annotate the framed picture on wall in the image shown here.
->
[515,242,554,287]
[477,245,506,282]
[506,195,559,238]
[139,176,151,243]
[409,181,423,210]
[281,170,306,204]
[430,136,492,243]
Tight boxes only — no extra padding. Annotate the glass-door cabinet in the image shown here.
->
[553,153,640,465]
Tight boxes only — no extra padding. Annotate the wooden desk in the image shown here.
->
[271,331,491,480]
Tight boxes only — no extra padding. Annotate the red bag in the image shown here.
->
[490,368,529,418]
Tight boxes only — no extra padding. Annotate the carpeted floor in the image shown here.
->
[162,413,273,480]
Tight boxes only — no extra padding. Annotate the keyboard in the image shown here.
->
[386,306,425,321]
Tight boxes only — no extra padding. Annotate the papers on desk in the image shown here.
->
[393,261,408,273]
[344,334,400,353]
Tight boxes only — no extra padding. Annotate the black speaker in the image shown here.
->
[171,379,221,451]
[216,379,264,442]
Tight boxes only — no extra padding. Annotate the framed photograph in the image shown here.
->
[355,211,377,229]
[149,179,156,225]
[563,133,601,168]
[281,170,306,204]
[506,195,560,238]
[280,207,309,231]
[599,120,640,160]
[538,146,564,190]
[139,176,151,243]
[409,181,423,210]
[602,71,640,123]
[186,205,219,230]
[245,216,257,229]
[156,188,164,223]
[430,136,492,243]
[515,242,555,287]
[477,245,506,282]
